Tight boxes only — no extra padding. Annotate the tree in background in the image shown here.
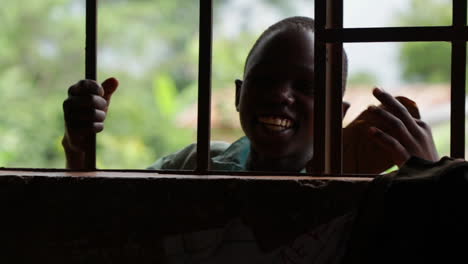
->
[395,0,468,156]
[396,0,453,84]
[347,70,379,86]
[0,0,301,168]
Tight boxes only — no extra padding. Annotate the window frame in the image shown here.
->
[312,0,467,175]
[0,0,465,176]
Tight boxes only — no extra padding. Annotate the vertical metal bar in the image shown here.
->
[325,0,343,174]
[196,0,213,172]
[85,0,97,169]
[450,0,467,158]
[453,0,467,33]
[310,0,327,174]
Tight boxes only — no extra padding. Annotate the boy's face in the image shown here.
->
[236,27,316,161]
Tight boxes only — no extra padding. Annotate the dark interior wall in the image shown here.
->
[0,172,369,263]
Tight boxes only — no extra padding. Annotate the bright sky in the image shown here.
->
[220,0,413,89]
[343,0,410,88]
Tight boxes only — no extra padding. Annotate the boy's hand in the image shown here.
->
[343,88,438,173]
[62,78,118,169]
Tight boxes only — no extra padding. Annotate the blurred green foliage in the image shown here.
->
[347,71,379,86]
[396,0,458,85]
[0,0,296,168]
[0,0,85,168]
[396,0,466,158]
[0,0,461,169]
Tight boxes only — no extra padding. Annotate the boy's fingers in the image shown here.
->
[366,105,415,148]
[66,120,105,133]
[395,96,421,119]
[68,79,104,97]
[101,77,119,105]
[66,109,106,123]
[369,126,410,167]
[93,122,104,133]
[65,121,105,152]
[372,88,420,134]
[63,95,108,111]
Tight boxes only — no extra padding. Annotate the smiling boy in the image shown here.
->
[63,16,438,173]
[236,20,318,172]
[62,16,441,263]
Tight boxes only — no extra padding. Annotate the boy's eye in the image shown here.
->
[294,80,314,95]
[250,76,276,86]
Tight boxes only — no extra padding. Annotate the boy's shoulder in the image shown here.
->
[147,137,250,171]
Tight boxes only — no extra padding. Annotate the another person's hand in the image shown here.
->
[343,87,438,174]
[62,78,118,169]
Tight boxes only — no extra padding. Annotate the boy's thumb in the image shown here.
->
[101,77,119,104]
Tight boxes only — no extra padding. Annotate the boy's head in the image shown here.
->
[235,16,349,169]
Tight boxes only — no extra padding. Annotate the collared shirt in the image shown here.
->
[148,137,251,171]
[149,137,306,172]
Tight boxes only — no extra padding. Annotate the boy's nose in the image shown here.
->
[271,83,294,106]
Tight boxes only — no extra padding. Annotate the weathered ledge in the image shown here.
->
[0,170,371,263]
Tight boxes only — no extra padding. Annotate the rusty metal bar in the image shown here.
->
[325,0,343,174]
[310,0,327,174]
[320,26,468,43]
[450,0,467,158]
[85,0,97,169]
[196,0,213,172]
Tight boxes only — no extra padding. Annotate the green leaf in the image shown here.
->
[152,73,177,116]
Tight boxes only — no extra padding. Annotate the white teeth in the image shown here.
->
[264,124,285,131]
[258,116,294,129]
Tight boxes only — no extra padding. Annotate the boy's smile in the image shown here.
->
[257,116,294,132]
[235,26,316,171]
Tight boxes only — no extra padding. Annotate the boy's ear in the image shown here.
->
[235,79,243,112]
[342,101,350,118]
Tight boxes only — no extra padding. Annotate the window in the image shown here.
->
[0,0,465,173]
[1,1,466,262]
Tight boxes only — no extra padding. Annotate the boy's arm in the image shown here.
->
[343,88,438,174]
[62,78,118,169]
